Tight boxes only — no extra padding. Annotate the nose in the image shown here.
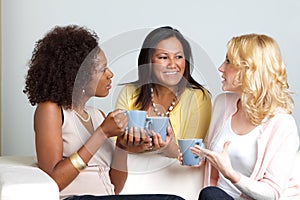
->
[218,62,225,72]
[107,68,114,79]
[167,57,177,69]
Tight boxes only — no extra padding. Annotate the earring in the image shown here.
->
[82,89,85,95]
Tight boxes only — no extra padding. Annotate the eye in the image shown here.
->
[176,55,184,59]
[99,67,108,72]
[95,65,108,73]
[225,59,230,64]
[158,56,168,60]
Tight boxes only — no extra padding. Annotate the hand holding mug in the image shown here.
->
[99,109,127,138]
[150,126,174,151]
[178,138,205,166]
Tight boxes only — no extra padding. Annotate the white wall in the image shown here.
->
[1,0,300,156]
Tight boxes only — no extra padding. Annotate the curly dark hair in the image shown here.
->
[23,25,100,109]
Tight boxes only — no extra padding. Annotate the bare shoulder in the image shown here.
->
[34,101,63,133]
[35,101,61,114]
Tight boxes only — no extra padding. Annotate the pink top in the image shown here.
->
[203,93,300,199]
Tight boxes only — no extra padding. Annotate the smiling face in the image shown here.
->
[89,50,114,97]
[151,37,186,87]
[218,55,242,93]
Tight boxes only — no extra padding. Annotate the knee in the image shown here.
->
[198,186,216,200]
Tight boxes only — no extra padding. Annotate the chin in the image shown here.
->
[164,79,181,86]
[96,92,109,97]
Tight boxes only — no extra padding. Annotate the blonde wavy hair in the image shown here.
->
[227,34,294,125]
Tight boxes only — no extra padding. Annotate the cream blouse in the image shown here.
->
[60,106,115,199]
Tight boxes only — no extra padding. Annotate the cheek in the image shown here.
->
[179,61,186,71]
[152,65,163,76]
[179,63,186,75]
[93,75,104,89]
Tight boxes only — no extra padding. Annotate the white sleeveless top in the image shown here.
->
[59,106,115,199]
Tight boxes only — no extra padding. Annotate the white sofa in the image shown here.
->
[0,156,59,200]
[0,152,300,200]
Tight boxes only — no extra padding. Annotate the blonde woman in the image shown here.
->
[192,34,299,199]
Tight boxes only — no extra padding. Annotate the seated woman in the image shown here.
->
[115,26,212,199]
[23,25,184,200]
[191,33,300,199]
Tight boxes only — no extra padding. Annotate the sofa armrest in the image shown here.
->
[0,156,59,200]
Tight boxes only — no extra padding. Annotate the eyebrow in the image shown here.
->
[155,50,184,55]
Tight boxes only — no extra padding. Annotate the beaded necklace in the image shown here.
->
[150,87,178,117]
[73,108,91,122]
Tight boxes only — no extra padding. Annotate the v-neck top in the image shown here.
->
[60,106,115,199]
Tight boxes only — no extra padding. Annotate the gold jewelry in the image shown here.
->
[150,87,177,117]
[69,152,87,172]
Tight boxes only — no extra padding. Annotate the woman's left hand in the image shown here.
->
[151,126,174,151]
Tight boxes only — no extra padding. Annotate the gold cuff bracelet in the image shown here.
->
[69,152,87,172]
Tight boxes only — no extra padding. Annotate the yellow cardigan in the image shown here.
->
[115,84,212,139]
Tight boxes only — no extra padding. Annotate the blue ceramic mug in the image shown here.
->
[178,138,204,166]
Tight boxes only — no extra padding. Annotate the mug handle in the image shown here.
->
[145,119,153,137]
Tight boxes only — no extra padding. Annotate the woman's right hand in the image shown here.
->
[98,109,128,138]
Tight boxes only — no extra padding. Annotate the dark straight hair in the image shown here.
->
[127,26,208,110]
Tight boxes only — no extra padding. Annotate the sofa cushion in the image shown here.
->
[0,156,59,200]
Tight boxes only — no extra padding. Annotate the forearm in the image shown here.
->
[234,175,275,200]
[110,142,128,194]
[82,128,108,156]
[41,129,108,191]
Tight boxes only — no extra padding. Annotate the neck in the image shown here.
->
[150,86,178,117]
[73,105,86,112]
[152,85,177,98]
[235,99,247,120]
[72,106,91,122]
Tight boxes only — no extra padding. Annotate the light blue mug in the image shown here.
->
[126,110,147,130]
[126,111,169,141]
[178,138,204,166]
[145,116,169,141]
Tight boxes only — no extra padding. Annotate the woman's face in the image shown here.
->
[151,37,186,87]
[218,54,241,93]
[90,50,114,97]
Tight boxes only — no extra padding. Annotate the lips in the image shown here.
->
[106,85,112,90]
[106,81,112,90]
